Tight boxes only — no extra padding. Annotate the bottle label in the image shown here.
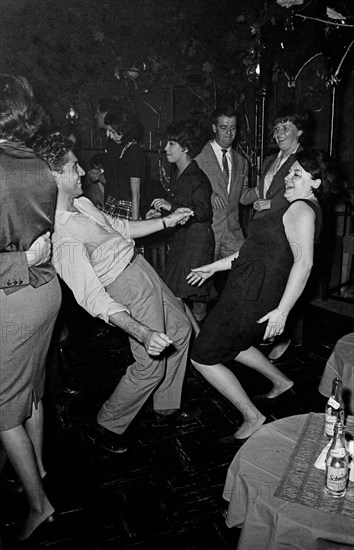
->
[325,413,337,436]
[328,397,340,410]
[326,466,348,493]
[329,448,347,458]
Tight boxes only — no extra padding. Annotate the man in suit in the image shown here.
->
[195,105,249,261]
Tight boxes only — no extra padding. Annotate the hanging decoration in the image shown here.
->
[114,60,147,91]
[65,106,79,124]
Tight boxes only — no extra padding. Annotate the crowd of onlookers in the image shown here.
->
[0,73,336,543]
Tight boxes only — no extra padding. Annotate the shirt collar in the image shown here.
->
[212,140,231,153]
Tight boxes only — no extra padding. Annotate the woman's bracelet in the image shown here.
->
[276,307,288,318]
[161,218,167,230]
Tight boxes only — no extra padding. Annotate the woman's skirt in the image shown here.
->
[0,276,61,430]
[163,222,216,301]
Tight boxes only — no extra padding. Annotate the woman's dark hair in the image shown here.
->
[272,103,311,142]
[165,120,206,159]
[0,74,45,141]
[104,109,143,144]
[295,149,336,200]
[32,132,73,173]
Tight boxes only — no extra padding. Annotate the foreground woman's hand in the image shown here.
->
[257,308,287,341]
[186,264,215,286]
[25,232,51,267]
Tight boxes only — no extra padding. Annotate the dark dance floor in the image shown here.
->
[1,293,353,549]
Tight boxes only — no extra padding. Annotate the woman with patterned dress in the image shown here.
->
[187,150,335,440]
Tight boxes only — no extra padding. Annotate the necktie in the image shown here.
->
[221,149,229,184]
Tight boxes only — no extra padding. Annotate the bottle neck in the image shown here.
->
[331,423,346,450]
[331,378,342,397]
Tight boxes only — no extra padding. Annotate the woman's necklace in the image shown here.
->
[119,140,136,159]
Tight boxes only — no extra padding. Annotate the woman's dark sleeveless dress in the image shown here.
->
[191,199,322,365]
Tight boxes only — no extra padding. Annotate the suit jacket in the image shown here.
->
[240,145,303,218]
[195,142,249,258]
[0,140,57,292]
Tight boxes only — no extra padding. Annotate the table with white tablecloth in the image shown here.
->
[223,414,354,550]
[319,332,354,415]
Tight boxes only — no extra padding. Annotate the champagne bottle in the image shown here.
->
[324,377,345,438]
[324,421,349,498]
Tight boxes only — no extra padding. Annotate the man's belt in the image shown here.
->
[123,249,139,271]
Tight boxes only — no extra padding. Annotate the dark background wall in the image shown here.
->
[1,0,353,178]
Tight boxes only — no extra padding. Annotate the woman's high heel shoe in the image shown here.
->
[17,512,55,542]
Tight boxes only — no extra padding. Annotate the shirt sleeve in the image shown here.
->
[53,238,129,324]
[101,212,132,240]
[239,159,258,205]
[240,184,258,205]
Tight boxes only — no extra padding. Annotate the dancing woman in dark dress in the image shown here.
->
[187,150,335,439]
[147,120,215,333]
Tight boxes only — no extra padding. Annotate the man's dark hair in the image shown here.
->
[97,97,119,114]
[211,105,237,126]
[0,74,45,141]
[32,132,73,173]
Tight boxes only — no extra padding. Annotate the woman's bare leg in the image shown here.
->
[0,421,54,539]
[191,359,265,438]
[236,346,294,398]
[181,300,200,336]
[24,401,46,478]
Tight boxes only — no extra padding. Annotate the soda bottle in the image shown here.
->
[324,421,349,498]
[324,377,345,438]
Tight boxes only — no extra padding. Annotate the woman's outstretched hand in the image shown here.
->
[145,208,161,219]
[186,264,215,286]
[257,309,287,341]
[151,198,172,212]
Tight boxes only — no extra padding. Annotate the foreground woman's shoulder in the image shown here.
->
[285,199,317,222]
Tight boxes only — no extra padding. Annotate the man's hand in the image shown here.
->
[151,198,172,212]
[253,199,271,212]
[166,207,194,227]
[142,330,173,356]
[212,192,226,212]
[109,311,173,356]
[25,232,51,267]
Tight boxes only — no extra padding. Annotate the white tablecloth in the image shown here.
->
[223,414,354,550]
[319,332,354,415]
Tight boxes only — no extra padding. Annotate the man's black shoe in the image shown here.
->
[86,422,128,454]
[152,405,201,427]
